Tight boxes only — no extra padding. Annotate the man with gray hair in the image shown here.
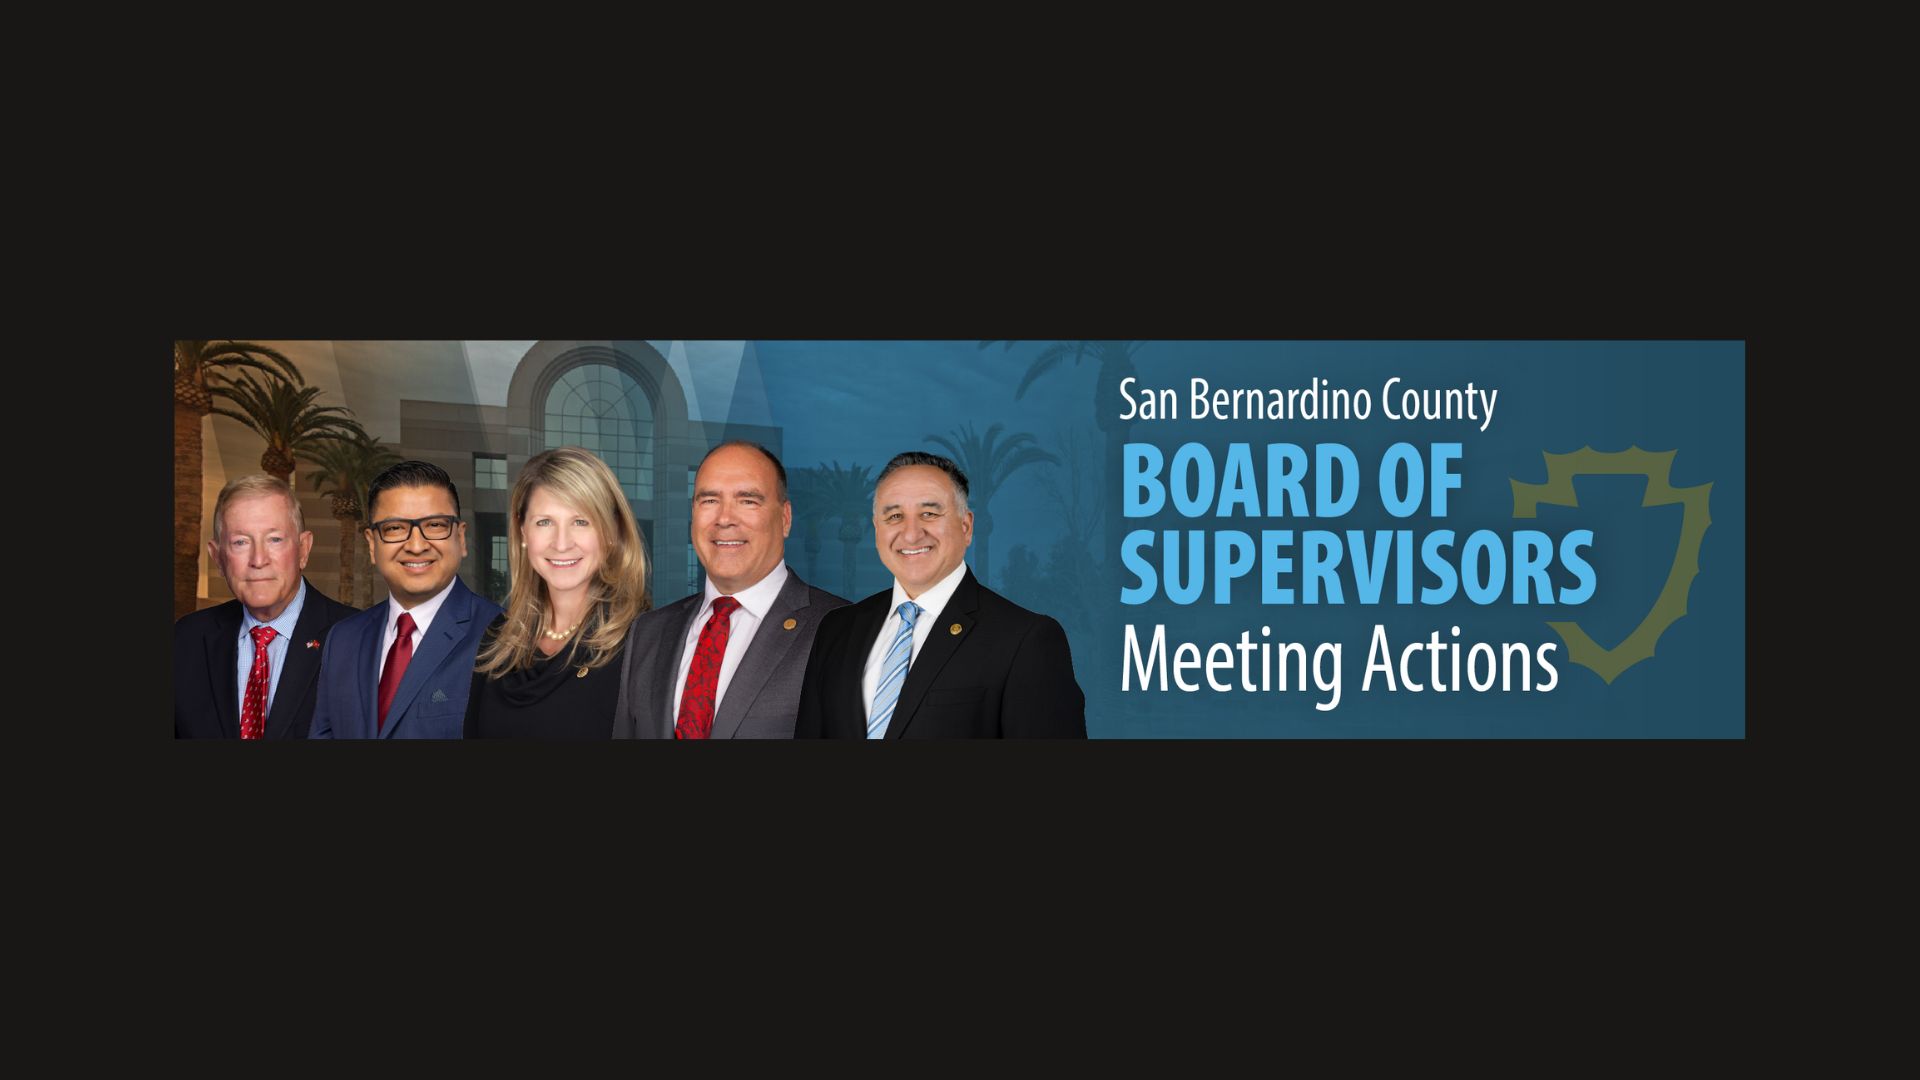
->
[174,474,358,738]
[795,451,1086,738]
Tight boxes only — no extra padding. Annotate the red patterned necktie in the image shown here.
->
[240,625,278,740]
[377,612,416,733]
[675,596,740,740]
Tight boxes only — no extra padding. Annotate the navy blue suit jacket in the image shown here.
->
[310,577,503,739]
[173,579,358,739]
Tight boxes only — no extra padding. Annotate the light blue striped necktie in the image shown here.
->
[867,601,921,739]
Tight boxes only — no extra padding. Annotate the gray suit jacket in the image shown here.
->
[613,569,849,739]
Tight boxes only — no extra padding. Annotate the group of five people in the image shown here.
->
[174,442,1087,739]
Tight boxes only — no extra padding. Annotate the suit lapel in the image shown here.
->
[381,581,472,738]
[712,574,810,739]
[887,568,981,739]
[839,592,891,736]
[203,602,244,739]
[358,609,383,739]
[651,595,701,739]
[265,581,326,740]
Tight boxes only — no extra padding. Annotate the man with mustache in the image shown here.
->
[795,451,1087,739]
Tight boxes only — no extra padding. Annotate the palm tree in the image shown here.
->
[301,430,401,606]
[211,372,367,485]
[925,422,1059,586]
[786,465,828,584]
[983,339,1147,569]
[1037,426,1103,556]
[174,340,303,618]
[813,461,876,599]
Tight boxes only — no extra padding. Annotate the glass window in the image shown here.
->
[474,454,507,491]
[687,471,701,595]
[543,363,654,501]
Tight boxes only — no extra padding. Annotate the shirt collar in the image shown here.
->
[889,560,969,624]
[703,560,789,622]
[240,579,308,642]
[389,575,458,634]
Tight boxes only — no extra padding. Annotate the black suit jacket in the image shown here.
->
[173,580,358,739]
[794,566,1086,738]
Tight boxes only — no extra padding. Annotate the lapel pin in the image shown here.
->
[949,623,963,635]
[305,639,320,649]
[577,667,590,678]
[783,618,797,630]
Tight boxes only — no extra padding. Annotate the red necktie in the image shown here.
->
[240,625,277,740]
[675,596,740,740]
[378,612,416,733]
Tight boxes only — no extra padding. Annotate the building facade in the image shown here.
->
[194,340,782,611]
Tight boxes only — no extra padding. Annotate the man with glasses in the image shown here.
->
[311,461,502,739]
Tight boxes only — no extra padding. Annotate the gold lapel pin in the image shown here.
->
[783,618,797,630]
[949,623,963,635]
[576,667,590,678]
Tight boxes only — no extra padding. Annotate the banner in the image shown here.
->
[180,339,1744,738]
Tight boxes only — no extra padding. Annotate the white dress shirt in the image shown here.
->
[377,577,459,682]
[862,560,970,720]
[671,561,791,719]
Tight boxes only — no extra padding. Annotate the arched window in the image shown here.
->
[543,363,654,501]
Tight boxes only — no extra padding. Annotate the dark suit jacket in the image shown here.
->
[614,570,848,739]
[795,566,1087,738]
[309,576,503,739]
[174,580,358,739]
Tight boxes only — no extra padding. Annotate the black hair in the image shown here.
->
[365,460,462,521]
[875,451,969,505]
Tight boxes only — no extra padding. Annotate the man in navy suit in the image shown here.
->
[311,461,502,739]
[174,474,357,739]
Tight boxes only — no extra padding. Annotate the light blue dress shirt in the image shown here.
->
[235,580,308,718]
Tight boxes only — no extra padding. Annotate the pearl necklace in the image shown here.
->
[542,619,579,641]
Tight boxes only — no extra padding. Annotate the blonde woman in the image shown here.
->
[465,447,652,738]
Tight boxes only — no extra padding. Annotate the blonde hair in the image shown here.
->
[213,474,304,539]
[475,447,652,676]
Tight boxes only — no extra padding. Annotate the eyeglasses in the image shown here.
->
[368,515,460,543]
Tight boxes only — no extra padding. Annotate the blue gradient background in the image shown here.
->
[757,341,1744,738]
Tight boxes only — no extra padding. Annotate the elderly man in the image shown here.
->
[310,461,502,739]
[613,441,848,739]
[795,451,1086,738]
[174,474,358,739]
